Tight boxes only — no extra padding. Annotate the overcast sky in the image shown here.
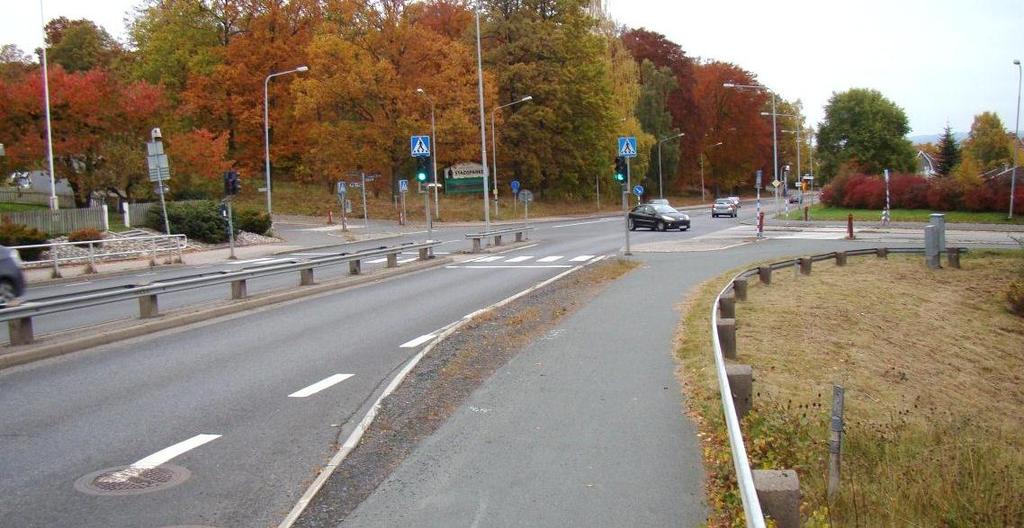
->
[4,0,1021,138]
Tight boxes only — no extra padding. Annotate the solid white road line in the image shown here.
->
[291,252,337,257]
[397,257,417,264]
[537,256,564,262]
[132,434,221,469]
[551,218,616,228]
[365,258,388,264]
[289,374,355,398]
[446,265,572,269]
[400,334,436,348]
[505,256,534,263]
[226,258,273,265]
[570,255,595,262]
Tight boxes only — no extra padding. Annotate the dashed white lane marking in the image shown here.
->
[537,256,564,263]
[365,258,388,264]
[446,265,572,269]
[570,255,595,262]
[476,256,504,262]
[505,256,534,263]
[551,218,616,228]
[226,257,273,265]
[132,434,221,469]
[400,334,436,348]
[288,374,355,398]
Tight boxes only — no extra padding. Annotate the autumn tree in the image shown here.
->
[127,0,223,98]
[44,17,124,73]
[963,111,1011,171]
[816,88,916,179]
[934,124,960,176]
[636,59,679,194]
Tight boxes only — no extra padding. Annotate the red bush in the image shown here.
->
[842,174,885,209]
[963,184,997,212]
[926,178,964,211]
[821,171,1020,213]
[888,173,929,209]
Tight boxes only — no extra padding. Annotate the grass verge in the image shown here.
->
[0,202,49,213]
[777,205,1024,225]
[676,250,1024,526]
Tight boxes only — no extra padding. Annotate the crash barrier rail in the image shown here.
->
[464,224,533,253]
[710,246,967,527]
[0,240,442,346]
[12,234,188,277]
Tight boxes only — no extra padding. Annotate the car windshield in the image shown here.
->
[652,204,679,213]
[715,199,731,205]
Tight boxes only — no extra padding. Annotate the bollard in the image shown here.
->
[925,225,939,269]
[494,234,503,246]
[758,266,772,285]
[719,292,736,319]
[947,248,961,269]
[876,247,888,259]
[803,206,809,221]
[349,260,361,275]
[835,251,848,266]
[327,210,334,225]
[84,243,97,275]
[846,213,854,239]
[231,279,247,299]
[725,364,753,419]
[300,268,315,285]
[471,238,482,253]
[827,385,846,500]
[8,317,34,346]
[419,247,430,260]
[733,278,748,301]
[139,294,159,318]
[799,257,812,275]
[753,469,801,528]
[515,231,524,242]
[386,253,398,268]
[717,318,737,359]
[757,212,765,238]
[930,213,946,266]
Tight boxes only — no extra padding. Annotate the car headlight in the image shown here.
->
[680,214,689,221]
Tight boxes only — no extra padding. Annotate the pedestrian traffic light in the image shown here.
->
[416,156,430,183]
[223,170,241,196]
[614,156,626,183]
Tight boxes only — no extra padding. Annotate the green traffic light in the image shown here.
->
[417,172,427,182]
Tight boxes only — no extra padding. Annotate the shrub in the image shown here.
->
[963,184,998,212]
[233,208,271,235]
[147,200,230,243]
[0,219,49,260]
[889,173,930,209]
[926,178,965,211]
[67,228,104,248]
[821,173,849,207]
[842,174,886,209]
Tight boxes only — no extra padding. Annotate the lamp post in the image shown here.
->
[473,4,491,232]
[416,88,441,219]
[656,132,684,199]
[725,82,778,213]
[491,95,532,217]
[780,125,801,191]
[1011,59,1021,219]
[263,65,308,218]
[699,141,723,202]
[39,0,58,210]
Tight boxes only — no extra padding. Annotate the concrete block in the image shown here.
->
[758,266,772,285]
[753,469,801,528]
[733,278,748,301]
[515,231,524,242]
[876,247,888,259]
[835,252,847,266]
[717,318,736,359]
[471,238,482,253]
[719,292,736,319]
[139,294,159,319]
[947,248,961,269]
[300,268,315,285]
[349,260,361,275]
[386,253,398,268]
[231,279,247,299]
[494,234,503,246]
[419,247,430,260]
[799,257,812,276]
[8,317,34,346]
[725,363,752,419]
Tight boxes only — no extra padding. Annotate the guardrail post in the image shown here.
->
[149,240,158,267]
[758,266,772,285]
[719,292,736,319]
[835,251,848,266]
[846,213,854,239]
[231,279,247,299]
[733,278,748,301]
[386,253,398,268]
[925,226,939,269]
[725,364,752,419]
[876,247,888,259]
[8,317,34,346]
[494,234,503,246]
[717,317,736,359]
[419,247,430,260]
[946,248,961,269]
[349,260,362,275]
[753,469,801,528]
[515,231,524,242]
[799,257,812,275]
[300,268,315,285]
[50,245,62,279]
[471,238,482,253]
[139,294,159,318]
[85,243,97,274]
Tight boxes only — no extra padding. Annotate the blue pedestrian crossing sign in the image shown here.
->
[410,135,431,157]
[398,179,409,193]
[510,180,521,193]
[618,136,638,158]
[633,184,644,197]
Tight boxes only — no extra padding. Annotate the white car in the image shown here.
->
[712,199,737,218]
[726,196,741,208]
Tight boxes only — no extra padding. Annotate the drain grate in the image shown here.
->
[75,464,191,496]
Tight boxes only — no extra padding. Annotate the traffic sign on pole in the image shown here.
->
[336,181,347,196]
[633,184,644,197]
[510,180,520,194]
[755,169,763,189]
[410,135,431,157]
[618,136,638,158]
[399,179,409,193]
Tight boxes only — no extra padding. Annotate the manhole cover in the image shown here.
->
[74,464,190,496]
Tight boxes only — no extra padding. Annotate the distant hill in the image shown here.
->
[909,132,969,145]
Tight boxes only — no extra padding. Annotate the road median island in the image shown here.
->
[291,257,639,527]
[675,249,1024,526]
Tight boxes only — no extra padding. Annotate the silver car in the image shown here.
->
[712,198,737,218]
[0,246,26,306]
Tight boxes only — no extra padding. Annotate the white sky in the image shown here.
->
[3,0,1022,137]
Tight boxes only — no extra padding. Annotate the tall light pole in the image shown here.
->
[473,4,491,232]
[780,125,801,187]
[725,82,778,212]
[416,88,441,219]
[656,132,683,199]
[263,65,308,218]
[1010,59,1021,219]
[491,95,532,217]
[699,141,723,202]
[39,0,58,210]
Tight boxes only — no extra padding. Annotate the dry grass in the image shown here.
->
[676,250,1024,526]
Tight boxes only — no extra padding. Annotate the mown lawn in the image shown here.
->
[0,202,49,213]
[778,204,1024,225]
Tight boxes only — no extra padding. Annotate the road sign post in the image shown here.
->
[510,180,520,219]
[336,181,348,231]
[618,136,637,257]
[755,170,763,238]
[398,179,408,226]
[410,135,431,158]
[519,189,533,228]
[361,172,369,234]
[146,130,172,235]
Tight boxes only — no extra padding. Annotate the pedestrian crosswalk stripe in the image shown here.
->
[537,256,564,263]
[505,256,534,263]
[476,256,504,262]
[569,255,595,262]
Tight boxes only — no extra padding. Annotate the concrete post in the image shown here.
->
[386,253,398,268]
[419,247,430,260]
[300,268,315,285]
[835,251,847,266]
[753,469,801,528]
[8,317,34,346]
[515,231,524,242]
[349,260,362,275]
[471,238,482,253]
[925,226,939,269]
[719,292,736,319]
[231,279,247,299]
[758,266,772,285]
[725,364,752,419]
[947,248,961,269]
[733,278,748,301]
[101,204,109,231]
[799,257,812,275]
[930,213,946,264]
[139,294,159,318]
[123,206,131,229]
[494,234,503,246]
[717,318,737,359]
[876,247,888,259]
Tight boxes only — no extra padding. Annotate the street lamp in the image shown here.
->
[473,3,491,232]
[39,0,58,210]
[263,65,309,218]
[491,95,532,216]
[416,88,441,219]
[656,132,684,199]
[1010,59,1021,219]
[699,141,723,203]
[724,82,778,213]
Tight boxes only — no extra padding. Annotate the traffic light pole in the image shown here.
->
[624,157,632,256]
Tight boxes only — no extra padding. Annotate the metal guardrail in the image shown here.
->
[709,246,967,526]
[464,224,533,253]
[2,240,441,345]
[12,235,188,277]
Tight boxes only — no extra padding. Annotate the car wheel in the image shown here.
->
[656,221,666,232]
[628,218,636,231]
[0,280,15,306]
[681,226,689,231]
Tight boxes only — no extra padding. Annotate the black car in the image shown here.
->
[628,203,691,231]
[0,246,26,307]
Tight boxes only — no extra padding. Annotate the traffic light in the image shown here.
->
[416,156,430,183]
[614,156,626,183]
[223,170,241,196]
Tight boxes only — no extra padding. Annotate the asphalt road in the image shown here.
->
[0,202,791,528]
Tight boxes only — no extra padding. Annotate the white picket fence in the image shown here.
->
[0,206,108,234]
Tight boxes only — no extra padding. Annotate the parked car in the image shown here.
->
[628,203,691,231]
[0,246,26,307]
[712,198,738,218]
